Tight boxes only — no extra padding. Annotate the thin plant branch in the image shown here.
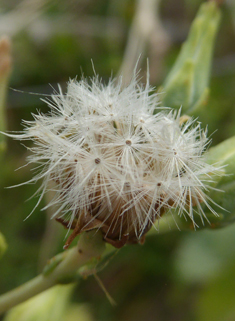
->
[0,0,52,36]
[118,0,170,86]
[0,14,124,42]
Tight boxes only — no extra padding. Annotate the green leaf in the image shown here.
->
[161,2,221,114]
[206,136,235,185]
[203,136,235,227]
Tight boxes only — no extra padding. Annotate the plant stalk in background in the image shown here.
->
[0,36,11,155]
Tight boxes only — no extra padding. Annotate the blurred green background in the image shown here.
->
[1,0,235,320]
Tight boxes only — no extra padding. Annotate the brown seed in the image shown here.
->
[95,158,101,164]
[126,140,132,146]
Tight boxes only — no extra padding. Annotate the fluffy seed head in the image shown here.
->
[11,73,221,248]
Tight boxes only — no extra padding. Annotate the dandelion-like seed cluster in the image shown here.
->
[13,74,220,248]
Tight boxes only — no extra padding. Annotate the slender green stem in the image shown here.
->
[0,231,106,315]
[0,222,171,315]
[0,275,55,315]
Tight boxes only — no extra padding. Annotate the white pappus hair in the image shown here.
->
[7,73,222,248]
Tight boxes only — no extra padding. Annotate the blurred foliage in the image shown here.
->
[1,0,235,321]
[197,259,235,321]
[0,232,7,259]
